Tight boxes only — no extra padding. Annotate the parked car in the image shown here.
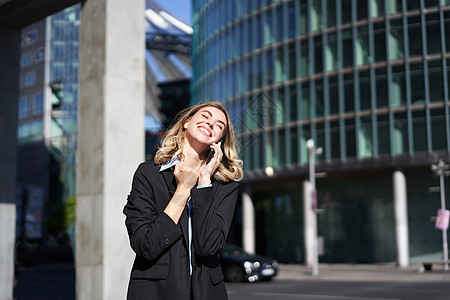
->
[219,243,278,282]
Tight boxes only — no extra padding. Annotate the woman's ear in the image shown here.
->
[183,118,190,129]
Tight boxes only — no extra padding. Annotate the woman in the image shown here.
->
[123,102,243,299]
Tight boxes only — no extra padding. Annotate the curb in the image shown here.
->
[275,263,450,282]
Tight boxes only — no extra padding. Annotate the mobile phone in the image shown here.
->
[206,139,223,164]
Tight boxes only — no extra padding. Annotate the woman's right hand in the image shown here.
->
[174,162,199,192]
[165,162,199,224]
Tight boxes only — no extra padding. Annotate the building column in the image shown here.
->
[76,0,145,299]
[0,26,20,300]
[393,170,409,267]
[303,179,314,266]
[242,184,255,254]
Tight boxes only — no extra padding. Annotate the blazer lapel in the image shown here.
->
[160,169,189,249]
[161,169,176,197]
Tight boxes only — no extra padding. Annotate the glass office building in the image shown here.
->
[192,0,450,264]
[16,4,80,243]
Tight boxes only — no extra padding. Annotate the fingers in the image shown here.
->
[209,141,223,162]
[174,162,199,189]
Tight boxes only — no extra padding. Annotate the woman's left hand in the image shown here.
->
[198,141,222,186]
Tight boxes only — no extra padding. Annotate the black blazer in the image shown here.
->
[123,161,239,300]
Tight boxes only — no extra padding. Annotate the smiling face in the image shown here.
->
[183,106,227,148]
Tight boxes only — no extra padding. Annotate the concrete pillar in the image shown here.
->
[76,0,145,299]
[242,185,255,255]
[303,179,314,266]
[393,170,409,267]
[0,26,20,300]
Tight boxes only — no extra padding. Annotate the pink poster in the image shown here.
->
[435,209,450,230]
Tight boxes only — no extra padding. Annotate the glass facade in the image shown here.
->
[193,0,450,170]
[192,0,450,263]
[48,4,80,206]
[16,5,80,243]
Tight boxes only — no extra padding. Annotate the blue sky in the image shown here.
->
[154,0,192,25]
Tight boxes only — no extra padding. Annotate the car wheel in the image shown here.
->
[224,265,245,282]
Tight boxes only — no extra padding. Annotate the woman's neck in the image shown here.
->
[181,140,206,169]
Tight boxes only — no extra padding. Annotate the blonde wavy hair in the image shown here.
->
[154,102,243,182]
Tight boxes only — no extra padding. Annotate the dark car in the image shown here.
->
[219,243,278,282]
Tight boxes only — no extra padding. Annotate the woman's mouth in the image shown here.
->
[198,126,211,137]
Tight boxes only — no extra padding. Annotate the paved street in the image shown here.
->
[227,263,450,300]
[13,263,450,299]
[226,280,450,300]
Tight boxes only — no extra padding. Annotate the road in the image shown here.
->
[226,280,450,300]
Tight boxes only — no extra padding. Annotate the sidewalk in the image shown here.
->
[276,263,450,282]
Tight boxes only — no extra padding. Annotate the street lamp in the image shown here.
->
[307,139,322,276]
[431,159,450,271]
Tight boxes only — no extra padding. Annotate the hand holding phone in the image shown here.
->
[205,139,223,163]
[199,140,223,185]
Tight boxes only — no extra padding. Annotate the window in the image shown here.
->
[330,121,341,159]
[431,109,447,150]
[299,0,309,35]
[288,42,297,79]
[341,0,352,24]
[410,64,425,104]
[357,0,368,20]
[264,7,274,45]
[275,45,286,83]
[359,117,374,158]
[344,74,355,112]
[329,78,339,115]
[370,0,385,18]
[342,29,354,68]
[429,66,444,102]
[21,53,32,67]
[287,1,296,38]
[311,0,322,31]
[300,82,310,120]
[345,118,356,158]
[389,26,404,60]
[18,97,30,119]
[375,68,388,108]
[408,16,423,56]
[17,120,43,142]
[356,26,370,65]
[426,14,441,55]
[391,67,406,107]
[35,48,44,62]
[275,5,284,41]
[377,114,390,155]
[315,80,324,117]
[24,72,36,86]
[326,33,338,71]
[412,110,427,152]
[393,112,408,155]
[300,38,309,77]
[327,0,337,27]
[374,24,387,62]
[359,72,371,110]
[387,0,402,14]
[33,92,44,114]
[24,30,38,45]
[314,35,323,73]
[290,126,299,164]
